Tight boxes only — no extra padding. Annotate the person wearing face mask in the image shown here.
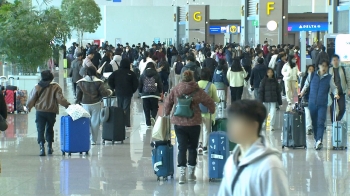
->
[300,65,316,135]
[122,46,133,63]
[300,61,339,150]
[281,55,301,106]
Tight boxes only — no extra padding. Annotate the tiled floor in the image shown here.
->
[1,73,350,196]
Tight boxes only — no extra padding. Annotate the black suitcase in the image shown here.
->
[102,106,125,144]
[282,111,307,149]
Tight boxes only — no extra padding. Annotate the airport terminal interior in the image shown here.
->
[1,0,350,195]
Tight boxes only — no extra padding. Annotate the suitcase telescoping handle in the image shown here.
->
[333,98,338,123]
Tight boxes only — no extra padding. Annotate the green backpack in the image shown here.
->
[173,89,198,118]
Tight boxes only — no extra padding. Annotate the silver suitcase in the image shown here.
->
[332,99,347,150]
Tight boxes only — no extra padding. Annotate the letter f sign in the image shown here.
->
[267,2,275,15]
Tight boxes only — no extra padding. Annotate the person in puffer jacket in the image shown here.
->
[258,68,282,131]
[138,62,163,128]
[281,55,301,106]
[76,66,113,145]
[164,70,215,185]
[212,63,229,109]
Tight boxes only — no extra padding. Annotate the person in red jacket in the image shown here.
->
[263,41,269,57]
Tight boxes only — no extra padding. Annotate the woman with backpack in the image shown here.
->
[173,55,184,86]
[226,58,247,103]
[164,70,215,184]
[258,68,282,131]
[138,62,163,128]
[76,66,113,145]
[212,62,229,109]
[197,68,220,155]
[300,65,315,135]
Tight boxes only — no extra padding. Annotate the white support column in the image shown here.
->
[300,31,307,73]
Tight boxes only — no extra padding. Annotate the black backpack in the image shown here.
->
[175,62,183,75]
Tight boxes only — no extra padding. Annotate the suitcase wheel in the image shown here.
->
[345,147,348,150]
[209,178,214,182]
[282,145,285,149]
[304,146,307,149]
[163,177,168,181]
[157,177,160,181]
[292,146,295,149]
[80,152,82,155]
[102,140,106,145]
[68,153,71,156]
[171,174,174,179]
[121,141,124,144]
[86,151,89,155]
[112,141,115,145]
[62,151,65,156]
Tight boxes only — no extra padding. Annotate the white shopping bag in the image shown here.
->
[66,104,91,121]
[152,116,169,141]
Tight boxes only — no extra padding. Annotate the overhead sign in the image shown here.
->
[209,25,240,34]
[335,34,350,62]
[252,20,259,26]
[193,12,202,22]
[267,2,275,15]
[288,22,328,32]
[112,0,122,2]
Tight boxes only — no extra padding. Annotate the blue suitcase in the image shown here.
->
[60,116,90,156]
[60,158,90,195]
[208,131,230,181]
[151,141,174,181]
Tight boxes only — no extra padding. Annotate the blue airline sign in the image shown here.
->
[288,22,328,32]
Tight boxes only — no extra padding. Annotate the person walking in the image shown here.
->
[300,65,315,135]
[108,59,139,129]
[282,55,301,106]
[250,57,267,99]
[27,70,70,156]
[173,55,184,86]
[139,62,163,128]
[69,52,83,97]
[164,70,215,184]
[226,58,247,103]
[197,68,220,155]
[258,68,282,131]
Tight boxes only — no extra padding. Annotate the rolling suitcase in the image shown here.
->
[150,116,174,181]
[5,89,16,113]
[102,97,125,144]
[208,131,230,181]
[282,108,307,149]
[60,158,90,195]
[60,116,90,156]
[212,118,237,151]
[332,99,347,150]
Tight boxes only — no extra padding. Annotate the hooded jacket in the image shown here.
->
[268,54,278,69]
[76,76,112,104]
[180,62,201,82]
[164,81,215,126]
[108,63,139,97]
[250,63,267,89]
[218,137,289,196]
[27,81,70,114]
[138,68,163,99]
[281,62,300,81]
[69,58,83,83]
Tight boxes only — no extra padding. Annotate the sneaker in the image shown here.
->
[315,140,323,150]
[307,129,313,135]
[288,102,292,105]
[147,126,152,129]
[151,118,156,127]
[179,167,187,184]
[203,147,208,154]
[197,146,203,155]
[91,142,96,145]
[188,165,196,182]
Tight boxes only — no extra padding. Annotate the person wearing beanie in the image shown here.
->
[27,70,70,156]
[108,59,139,128]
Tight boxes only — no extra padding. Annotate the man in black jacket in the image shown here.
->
[108,59,139,128]
[240,45,252,81]
[250,58,267,99]
[202,52,218,78]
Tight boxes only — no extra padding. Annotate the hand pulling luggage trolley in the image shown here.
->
[150,114,174,181]
[282,100,307,149]
[332,99,347,150]
[102,96,125,144]
[60,116,90,156]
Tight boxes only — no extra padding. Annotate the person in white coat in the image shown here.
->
[268,50,279,69]
[282,55,301,105]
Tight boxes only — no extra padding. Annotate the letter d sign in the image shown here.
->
[267,2,275,15]
[193,12,202,22]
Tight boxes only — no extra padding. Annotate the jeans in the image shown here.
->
[304,107,312,130]
[117,96,132,127]
[175,125,201,167]
[230,86,244,103]
[142,98,159,126]
[284,80,297,104]
[309,104,327,142]
[330,93,346,123]
[82,103,102,143]
[36,111,56,144]
[199,116,211,147]
[254,89,259,100]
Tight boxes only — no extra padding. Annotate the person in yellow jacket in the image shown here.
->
[197,68,220,155]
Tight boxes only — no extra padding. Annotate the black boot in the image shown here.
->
[47,142,53,155]
[39,142,46,156]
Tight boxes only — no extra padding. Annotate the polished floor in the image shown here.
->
[1,74,350,196]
